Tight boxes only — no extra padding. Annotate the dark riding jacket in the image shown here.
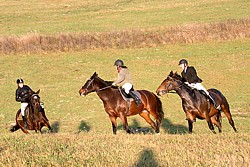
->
[16,85,33,103]
[181,66,202,84]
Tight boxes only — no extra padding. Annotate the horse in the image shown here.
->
[79,72,164,134]
[10,90,52,134]
[156,71,237,134]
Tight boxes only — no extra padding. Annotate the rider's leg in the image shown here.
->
[40,102,45,112]
[21,103,29,129]
[122,83,141,107]
[129,91,141,107]
[191,83,221,110]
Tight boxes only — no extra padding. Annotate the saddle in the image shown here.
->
[193,89,211,111]
[118,87,142,115]
[119,87,141,101]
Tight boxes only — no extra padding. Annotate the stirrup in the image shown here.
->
[215,105,221,110]
[135,99,141,107]
[24,123,28,130]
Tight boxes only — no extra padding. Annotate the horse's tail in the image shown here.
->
[155,94,164,123]
[10,124,20,132]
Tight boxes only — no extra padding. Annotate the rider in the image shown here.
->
[15,78,45,129]
[16,78,33,129]
[112,59,141,107]
[178,59,221,110]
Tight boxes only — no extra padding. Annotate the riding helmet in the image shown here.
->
[178,59,188,65]
[16,78,24,84]
[114,59,124,66]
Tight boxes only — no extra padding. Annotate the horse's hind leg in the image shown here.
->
[204,110,216,134]
[148,110,162,133]
[211,114,222,133]
[43,119,53,133]
[206,118,216,134]
[47,124,53,133]
[139,111,158,133]
[222,107,237,132]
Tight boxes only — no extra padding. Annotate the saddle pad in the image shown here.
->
[118,88,141,101]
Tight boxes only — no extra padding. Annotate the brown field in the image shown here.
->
[0,18,249,54]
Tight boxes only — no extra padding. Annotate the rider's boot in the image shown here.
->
[207,94,221,110]
[40,102,45,112]
[129,91,141,107]
[22,115,28,129]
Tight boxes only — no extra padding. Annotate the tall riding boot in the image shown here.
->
[129,91,141,107]
[40,103,45,112]
[22,116,28,129]
[207,94,221,110]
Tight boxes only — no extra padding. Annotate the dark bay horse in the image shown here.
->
[79,72,164,134]
[10,90,52,134]
[156,71,237,133]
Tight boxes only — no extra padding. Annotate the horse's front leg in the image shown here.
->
[186,112,195,133]
[187,120,193,133]
[109,116,118,134]
[119,113,132,134]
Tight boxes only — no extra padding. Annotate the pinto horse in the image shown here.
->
[10,90,52,134]
[156,71,237,133]
[79,72,164,134]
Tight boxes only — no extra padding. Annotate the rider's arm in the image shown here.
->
[113,70,125,85]
[15,89,21,102]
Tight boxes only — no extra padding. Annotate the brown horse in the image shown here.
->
[10,90,52,134]
[79,72,164,134]
[156,71,237,133]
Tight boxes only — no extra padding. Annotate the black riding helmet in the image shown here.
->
[114,59,124,66]
[16,78,24,84]
[178,59,188,65]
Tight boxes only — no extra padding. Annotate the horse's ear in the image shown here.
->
[93,72,98,77]
[174,71,182,79]
[169,71,174,76]
[35,89,40,94]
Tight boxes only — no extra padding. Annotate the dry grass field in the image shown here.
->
[0,0,250,166]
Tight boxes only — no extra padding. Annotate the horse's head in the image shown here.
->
[156,71,183,96]
[79,72,100,96]
[29,89,41,108]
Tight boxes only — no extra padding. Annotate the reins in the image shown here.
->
[86,76,112,92]
[162,79,185,94]
[97,85,112,92]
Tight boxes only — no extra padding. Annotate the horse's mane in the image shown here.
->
[169,71,182,81]
[169,71,195,92]
[91,72,117,88]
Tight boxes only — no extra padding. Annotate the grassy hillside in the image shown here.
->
[1,39,249,133]
[0,0,250,166]
[1,133,249,166]
[0,0,249,35]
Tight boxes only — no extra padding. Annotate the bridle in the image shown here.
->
[161,77,184,94]
[83,76,112,93]
[30,94,40,107]
[85,78,95,90]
